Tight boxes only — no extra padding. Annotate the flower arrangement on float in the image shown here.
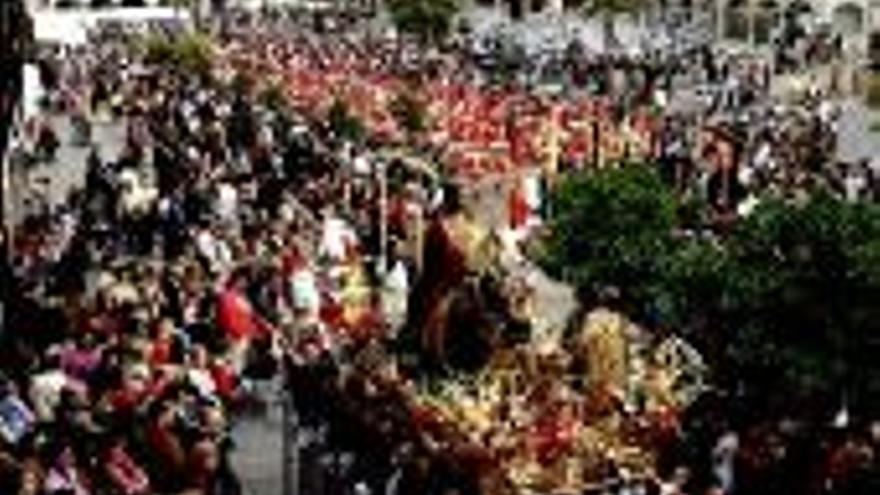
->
[401,308,707,494]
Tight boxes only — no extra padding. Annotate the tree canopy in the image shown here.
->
[539,165,676,316]
[386,0,461,44]
[539,165,880,421]
[141,32,213,77]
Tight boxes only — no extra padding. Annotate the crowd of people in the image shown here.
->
[0,16,445,495]
[0,6,877,495]
[221,10,877,226]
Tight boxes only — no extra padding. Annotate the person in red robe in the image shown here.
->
[216,270,273,373]
[508,180,530,231]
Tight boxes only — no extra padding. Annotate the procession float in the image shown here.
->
[288,200,708,495]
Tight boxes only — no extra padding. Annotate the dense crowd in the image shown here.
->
[1,8,877,495]
[220,11,877,225]
[0,21,441,495]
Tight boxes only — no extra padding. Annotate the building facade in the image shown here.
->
[716,0,878,48]
[474,0,878,51]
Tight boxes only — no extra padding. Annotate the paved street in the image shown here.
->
[231,386,286,495]
[837,98,880,165]
[8,114,125,224]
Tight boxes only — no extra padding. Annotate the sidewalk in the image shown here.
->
[9,114,126,225]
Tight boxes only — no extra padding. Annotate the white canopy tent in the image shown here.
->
[32,7,192,46]
[227,0,336,10]
[33,11,89,46]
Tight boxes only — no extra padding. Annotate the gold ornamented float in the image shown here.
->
[404,307,707,494]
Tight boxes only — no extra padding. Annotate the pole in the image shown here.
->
[414,202,424,276]
[747,2,757,47]
[378,158,388,277]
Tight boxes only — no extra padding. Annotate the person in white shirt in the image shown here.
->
[186,345,217,399]
[29,355,69,422]
[214,181,239,226]
[712,431,739,494]
[320,209,356,262]
[383,260,409,334]
[844,166,867,203]
[291,265,321,326]
[522,174,542,229]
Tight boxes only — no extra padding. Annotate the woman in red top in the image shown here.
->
[508,180,530,231]
[216,271,259,373]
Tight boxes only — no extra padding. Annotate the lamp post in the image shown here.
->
[377,157,389,278]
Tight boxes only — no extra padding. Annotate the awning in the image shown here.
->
[33,11,88,46]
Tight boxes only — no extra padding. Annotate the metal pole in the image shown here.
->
[716,0,726,41]
[378,159,388,277]
[748,3,757,47]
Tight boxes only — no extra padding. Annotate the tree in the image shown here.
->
[540,166,880,421]
[538,164,677,319]
[386,0,461,44]
[142,33,213,77]
[718,194,880,417]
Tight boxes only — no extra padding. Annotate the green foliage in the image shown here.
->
[142,33,213,77]
[716,195,880,414]
[656,237,730,330]
[541,167,880,418]
[327,98,366,144]
[539,165,676,316]
[389,90,427,141]
[386,0,461,44]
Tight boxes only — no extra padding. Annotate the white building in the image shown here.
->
[715,0,878,49]
[473,0,878,52]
